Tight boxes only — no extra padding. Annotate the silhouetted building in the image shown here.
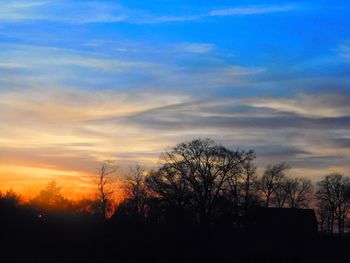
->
[253,208,318,237]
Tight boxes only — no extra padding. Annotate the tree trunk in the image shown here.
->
[266,195,270,208]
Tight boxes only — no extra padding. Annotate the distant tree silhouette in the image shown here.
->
[222,157,260,224]
[0,189,21,206]
[73,198,100,214]
[316,173,350,234]
[146,138,255,224]
[274,176,289,208]
[317,199,333,233]
[31,180,70,212]
[258,163,289,207]
[284,177,313,208]
[123,165,149,218]
[96,161,117,219]
[240,159,259,215]
[145,168,191,224]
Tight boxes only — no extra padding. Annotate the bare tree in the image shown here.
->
[226,164,243,217]
[123,165,149,218]
[274,180,289,208]
[317,200,333,233]
[240,160,258,213]
[316,173,350,234]
[284,177,313,208]
[146,166,190,209]
[31,180,70,212]
[146,138,255,224]
[225,159,258,217]
[96,161,117,219]
[317,177,336,234]
[258,163,289,208]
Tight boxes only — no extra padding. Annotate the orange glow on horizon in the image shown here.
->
[0,163,125,202]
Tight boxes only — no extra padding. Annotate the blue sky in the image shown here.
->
[0,0,350,194]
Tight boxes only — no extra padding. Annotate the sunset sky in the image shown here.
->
[0,0,350,197]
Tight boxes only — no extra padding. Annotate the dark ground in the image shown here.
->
[1,211,349,263]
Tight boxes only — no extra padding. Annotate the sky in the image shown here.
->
[0,0,350,197]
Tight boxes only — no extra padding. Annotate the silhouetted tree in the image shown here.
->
[31,180,70,212]
[146,138,255,224]
[240,160,259,214]
[145,165,194,223]
[316,173,350,234]
[73,198,100,214]
[96,161,117,219]
[274,177,289,208]
[284,177,313,208]
[223,157,259,222]
[123,165,149,218]
[317,200,333,233]
[0,189,21,207]
[258,163,289,207]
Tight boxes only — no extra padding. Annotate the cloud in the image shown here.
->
[1,87,350,193]
[84,91,350,142]
[0,1,295,24]
[209,5,294,17]
[100,91,350,176]
[338,44,350,60]
[0,87,189,192]
[0,1,53,21]
[111,100,350,132]
[135,15,202,24]
[0,43,265,94]
[2,0,51,8]
[0,0,128,24]
[0,62,26,69]
[248,92,350,118]
[134,4,295,24]
[182,43,216,54]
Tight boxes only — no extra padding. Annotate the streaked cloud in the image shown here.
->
[0,1,51,21]
[1,87,349,193]
[182,43,215,54]
[209,5,294,17]
[248,93,350,118]
[0,43,265,93]
[0,1,296,24]
[338,44,350,60]
[0,62,26,69]
[133,4,295,24]
[136,15,202,24]
[0,87,189,193]
[0,0,128,24]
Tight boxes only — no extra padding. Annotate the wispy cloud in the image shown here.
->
[0,62,27,69]
[182,43,216,54]
[1,85,350,192]
[0,1,54,21]
[111,91,350,178]
[338,44,350,60]
[248,93,350,118]
[209,5,294,17]
[0,1,295,24]
[0,43,265,93]
[0,0,128,24]
[135,15,202,24]
[1,0,51,10]
[133,4,295,24]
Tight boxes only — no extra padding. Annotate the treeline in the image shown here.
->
[115,139,350,235]
[1,138,350,235]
